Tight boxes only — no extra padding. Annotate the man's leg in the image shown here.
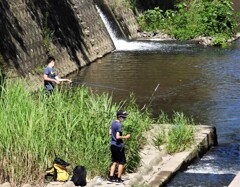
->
[117,164,123,178]
[107,162,117,183]
[115,147,126,184]
[110,162,117,176]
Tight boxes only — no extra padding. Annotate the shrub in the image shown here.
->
[137,7,164,32]
[137,0,239,46]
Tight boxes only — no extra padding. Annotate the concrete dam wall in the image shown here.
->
[0,0,139,90]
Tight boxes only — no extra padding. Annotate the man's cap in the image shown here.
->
[117,110,128,118]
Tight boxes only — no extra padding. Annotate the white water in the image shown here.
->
[96,6,180,51]
[96,6,195,51]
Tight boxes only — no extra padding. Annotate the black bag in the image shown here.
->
[71,165,87,186]
[53,157,70,167]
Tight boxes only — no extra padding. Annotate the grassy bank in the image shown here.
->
[0,78,196,185]
[0,79,154,185]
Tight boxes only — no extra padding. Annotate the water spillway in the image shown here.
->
[96,5,196,52]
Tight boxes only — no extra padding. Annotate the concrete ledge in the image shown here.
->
[228,172,240,187]
[148,125,218,187]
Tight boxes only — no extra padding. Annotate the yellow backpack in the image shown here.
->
[46,158,70,182]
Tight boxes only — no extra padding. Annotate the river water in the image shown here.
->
[69,7,240,187]
[70,39,240,187]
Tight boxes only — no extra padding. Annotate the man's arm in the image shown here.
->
[55,76,72,83]
[116,132,131,139]
[44,74,60,84]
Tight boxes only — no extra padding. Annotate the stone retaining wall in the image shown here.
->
[0,0,115,90]
[0,0,141,91]
[103,0,140,39]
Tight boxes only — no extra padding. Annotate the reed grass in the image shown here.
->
[0,78,196,185]
[0,79,154,185]
[155,112,195,154]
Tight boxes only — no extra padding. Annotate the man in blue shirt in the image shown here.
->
[43,56,72,94]
[107,110,131,185]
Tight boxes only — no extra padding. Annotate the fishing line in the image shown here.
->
[71,81,129,92]
[154,79,207,100]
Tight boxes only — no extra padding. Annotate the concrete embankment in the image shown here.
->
[0,126,238,187]
[228,172,240,187]
[0,0,140,91]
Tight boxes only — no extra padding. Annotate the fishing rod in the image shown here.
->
[141,83,160,111]
[73,81,160,110]
[71,81,129,92]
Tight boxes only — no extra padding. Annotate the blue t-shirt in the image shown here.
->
[110,120,124,147]
[44,67,57,91]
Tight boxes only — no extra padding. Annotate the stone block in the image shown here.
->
[1,182,11,187]
[149,154,163,166]
[22,184,32,187]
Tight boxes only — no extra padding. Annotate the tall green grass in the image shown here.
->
[155,112,195,154]
[0,79,153,185]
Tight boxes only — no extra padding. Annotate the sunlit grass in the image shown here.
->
[155,112,195,154]
[0,79,154,184]
[0,78,196,185]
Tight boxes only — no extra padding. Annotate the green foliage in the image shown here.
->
[137,7,164,32]
[156,111,169,124]
[155,112,195,154]
[110,0,136,12]
[152,129,166,150]
[166,112,195,153]
[124,0,137,10]
[137,0,239,46]
[42,12,54,55]
[0,79,153,184]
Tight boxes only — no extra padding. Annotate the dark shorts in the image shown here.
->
[45,89,54,96]
[110,145,126,165]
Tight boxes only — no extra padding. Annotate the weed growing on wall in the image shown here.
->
[42,12,54,56]
[124,0,137,10]
[137,0,239,46]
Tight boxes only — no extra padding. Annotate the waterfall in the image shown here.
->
[96,6,195,51]
[96,6,164,51]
